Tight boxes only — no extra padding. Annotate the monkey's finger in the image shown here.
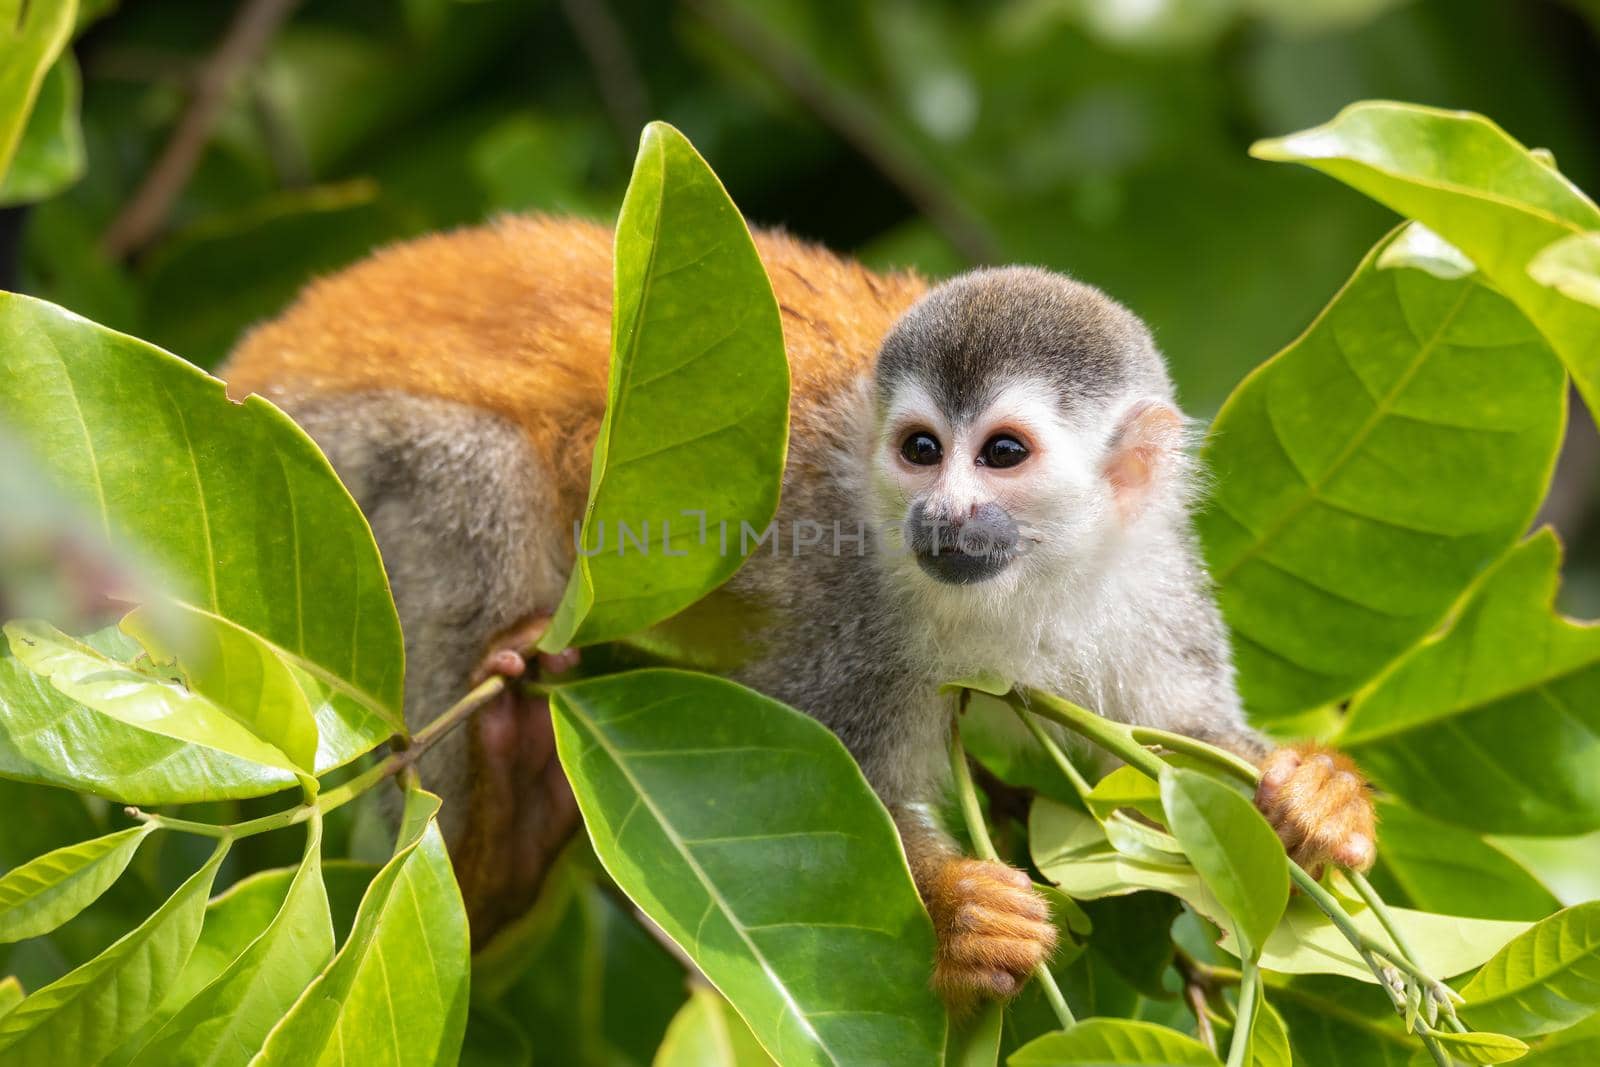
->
[944,932,1053,977]
[933,962,1020,1005]
[954,901,1057,945]
[471,648,527,685]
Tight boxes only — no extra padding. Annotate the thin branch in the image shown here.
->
[685,0,1001,264]
[557,0,650,140]
[949,721,1076,1030]
[100,0,301,259]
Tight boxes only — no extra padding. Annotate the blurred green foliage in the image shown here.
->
[10,0,1599,413]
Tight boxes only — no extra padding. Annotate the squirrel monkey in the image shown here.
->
[223,215,1375,1006]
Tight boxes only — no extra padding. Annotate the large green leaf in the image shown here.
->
[0,628,298,803]
[1528,232,1600,310]
[0,0,73,184]
[1009,1019,1221,1065]
[0,53,82,206]
[128,821,333,1067]
[0,839,227,1064]
[540,122,788,651]
[1275,981,1413,1067]
[1365,798,1558,921]
[0,822,154,942]
[550,670,946,1067]
[1458,901,1600,1038]
[654,988,776,1067]
[1030,799,1527,982]
[1159,769,1288,958]
[1199,226,1566,717]
[1251,101,1600,420]
[1342,531,1600,835]
[0,291,405,745]
[254,790,469,1067]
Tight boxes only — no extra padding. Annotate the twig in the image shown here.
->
[949,721,1075,1030]
[685,0,1001,264]
[100,0,301,259]
[1174,950,1221,1053]
[1013,701,1094,803]
[557,0,650,140]
[127,673,508,839]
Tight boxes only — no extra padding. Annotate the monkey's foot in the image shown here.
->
[924,858,1057,1010]
[1255,742,1376,877]
[471,615,581,685]
[456,616,582,947]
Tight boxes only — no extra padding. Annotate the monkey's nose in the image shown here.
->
[907,502,1020,585]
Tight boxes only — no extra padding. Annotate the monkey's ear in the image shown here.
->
[1103,399,1184,521]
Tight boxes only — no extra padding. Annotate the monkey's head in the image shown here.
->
[869,267,1190,602]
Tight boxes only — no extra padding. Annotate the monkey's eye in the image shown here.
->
[980,434,1029,469]
[900,431,943,466]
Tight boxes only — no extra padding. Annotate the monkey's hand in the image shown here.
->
[1254,742,1376,878]
[923,857,1057,1010]
[453,617,582,949]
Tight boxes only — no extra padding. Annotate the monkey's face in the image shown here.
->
[868,267,1189,605]
[873,379,1096,589]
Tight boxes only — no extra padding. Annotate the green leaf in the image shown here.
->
[945,1001,1003,1067]
[0,823,154,943]
[653,987,776,1067]
[1458,901,1600,1038]
[1030,799,1528,981]
[1528,232,1600,309]
[0,53,82,206]
[1251,101,1600,421]
[0,291,405,744]
[0,839,227,1064]
[1366,798,1558,921]
[1428,1030,1530,1064]
[1248,1000,1291,1067]
[254,790,469,1067]
[1517,1013,1600,1066]
[1276,980,1413,1067]
[129,821,334,1067]
[0,0,74,183]
[1009,1018,1222,1065]
[1160,769,1289,958]
[0,627,298,803]
[540,121,788,651]
[0,977,22,1021]
[550,669,946,1067]
[1342,531,1600,835]
[4,620,306,778]
[1199,226,1565,717]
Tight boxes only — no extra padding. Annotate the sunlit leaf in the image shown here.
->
[1160,769,1288,958]
[1428,1029,1530,1064]
[0,977,21,1021]
[1343,531,1600,834]
[0,0,74,183]
[129,820,333,1066]
[254,790,468,1067]
[1528,232,1600,309]
[1249,999,1292,1067]
[0,290,405,747]
[1009,1018,1221,1065]
[653,987,776,1067]
[0,627,298,803]
[1200,226,1565,717]
[4,619,306,778]
[540,121,788,651]
[1252,101,1600,423]
[550,670,947,1067]
[0,822,154,943]
[0,839,227,1063]
[1459,901,1600,1038]
[0,54,82,206]
[1365,798,1558,921]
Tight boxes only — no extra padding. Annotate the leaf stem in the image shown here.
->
[127,673,508,839]
[1128,726,1262,785]
[1011,702,1094,803]
[1225,959,1261,1067]
[948,721,1076,1031]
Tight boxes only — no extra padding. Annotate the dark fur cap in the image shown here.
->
[873,266,1173,421]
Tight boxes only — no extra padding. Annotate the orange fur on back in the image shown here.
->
[224,215,927,517]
